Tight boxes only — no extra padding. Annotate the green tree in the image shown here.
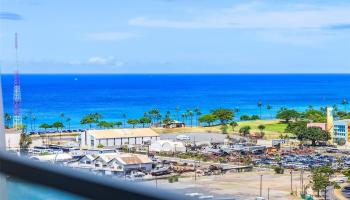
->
[97,121,114,129]
[211,108,234,124]
[52,121,64,132]
[297,127,331,146]
[229,121,238,132]
[127,119,139,128]
[240,115,250,121]
[19,133,32,152]
[239,126,251,136]
[250,115,260,120]
[198,114,216,126]
[114,121,123,128]
[163,116,172,125]
[149,108,160,124]
[139,116,151,128]
[311,166,335,197]
[80,113,102,129]
[39,123,52,132]
[276,109,300,123]
[220,124,228,134]
[302,109,326,123]
[257,101,263,119]
[258,124,265,134]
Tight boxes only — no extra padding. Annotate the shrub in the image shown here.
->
[251,115,260,120]
[274,166,284,174]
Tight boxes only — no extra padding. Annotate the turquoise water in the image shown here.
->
[2,74,350,129]
[7,178,84,200]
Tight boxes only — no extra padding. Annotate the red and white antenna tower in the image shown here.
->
[13,33,22,129]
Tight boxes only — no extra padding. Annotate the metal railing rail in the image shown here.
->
[0,151,191,200]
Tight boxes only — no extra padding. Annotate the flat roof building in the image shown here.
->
[333,119,350,145]
[78,128,160,148]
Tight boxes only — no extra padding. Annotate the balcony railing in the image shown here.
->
[0,151,192,200]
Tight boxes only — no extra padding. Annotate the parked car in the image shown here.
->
[176,134,190,141]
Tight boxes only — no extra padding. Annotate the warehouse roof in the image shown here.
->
[86,128,159,139]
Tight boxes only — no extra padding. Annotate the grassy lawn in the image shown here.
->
[153,119,290,139]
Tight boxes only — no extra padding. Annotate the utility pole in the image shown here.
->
[194,160,197,181]
[290,170,293,194]
[259,175,263,197]
[300,169,304,194]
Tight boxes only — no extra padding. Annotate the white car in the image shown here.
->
[176,134,190,141]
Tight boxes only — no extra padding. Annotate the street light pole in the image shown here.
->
[260,175,263,197]
[267,188,270,200]
[290,170,293,194]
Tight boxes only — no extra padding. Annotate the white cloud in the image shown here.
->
[87,56,124,67]
[86,31,138,41]
[88,56,108,65]
[129,3,350,29]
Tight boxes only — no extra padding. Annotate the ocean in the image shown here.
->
[2,74,350,129]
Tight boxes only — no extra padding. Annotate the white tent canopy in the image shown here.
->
[149,140,186,152]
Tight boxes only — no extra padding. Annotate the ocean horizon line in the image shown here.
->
[1,72,350,76]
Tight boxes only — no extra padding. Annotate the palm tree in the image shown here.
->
[122,113,127,128]
[257,101,263,119]
[19,133,32,154]
[4,113,12,128]
[181,113,187,124]
[52,121,64,144]
[342,99,348,112]
[114,121,123,128]
[175,106,180,120]
[194,107,201,126]
[266,104,272,119]
[127,119,139,128]
[22,115,28,126]
[27,110,33,130]
[60,113,65,129]
[32,116,37,131]
[66,117,71,130]
[39,123,52,133]
[187,110,194,127]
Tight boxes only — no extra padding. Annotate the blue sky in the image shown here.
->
[0,0,350,73]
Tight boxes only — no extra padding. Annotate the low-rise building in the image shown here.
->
[149,140,186,152]
[307,123,326,130]
[333,119,350,144]
[75,153,152,175]
[163,120,186,128]
[78,128,160,148]
[5,128,21,150]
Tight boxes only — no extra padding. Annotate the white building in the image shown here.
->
[76,153,152,174]
[78,128,160,148]
[149,140,186,152]
[5,129,21,150]
[29,153,73,162]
